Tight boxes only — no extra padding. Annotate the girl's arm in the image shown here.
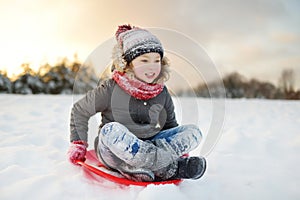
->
[70,80,111,143]
[162,87,178,130]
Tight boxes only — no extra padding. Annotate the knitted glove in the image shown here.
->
[68,140,88,165]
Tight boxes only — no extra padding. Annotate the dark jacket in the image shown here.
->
[70,79,178,143]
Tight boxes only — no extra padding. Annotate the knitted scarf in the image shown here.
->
[112,71,164,100]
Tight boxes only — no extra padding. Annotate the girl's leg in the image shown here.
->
[151,124,202,157]
[97,122,203,181]
[148,124,202,180]
[97,122,176,172]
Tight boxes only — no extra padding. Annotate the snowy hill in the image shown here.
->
[0,95,299,200]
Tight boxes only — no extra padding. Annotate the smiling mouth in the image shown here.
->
[145,72,156,78]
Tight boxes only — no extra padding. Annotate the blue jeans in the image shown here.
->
[96,122,202,179]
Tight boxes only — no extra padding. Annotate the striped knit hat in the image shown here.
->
[115,25,164,67]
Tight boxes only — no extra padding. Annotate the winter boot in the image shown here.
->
[173,156,206,180]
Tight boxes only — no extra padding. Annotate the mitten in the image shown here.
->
[67,140,88,165]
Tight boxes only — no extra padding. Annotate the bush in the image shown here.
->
[13,74,44,94]
[0,73,12,93]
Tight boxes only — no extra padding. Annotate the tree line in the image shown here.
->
[0,58,98,95]
[178,69,300,100]
[0,60,299,99]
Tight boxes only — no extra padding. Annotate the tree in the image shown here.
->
[223,72,246,98]
[0,71,12,93]
[20,63,36,76]
[279,69,295,93]
[278,69,300,99]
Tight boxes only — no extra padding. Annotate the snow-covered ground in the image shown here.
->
[0,95,299,200]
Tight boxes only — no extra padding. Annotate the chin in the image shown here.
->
[146,79,155,84]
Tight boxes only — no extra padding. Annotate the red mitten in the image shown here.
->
[67,140,88,165]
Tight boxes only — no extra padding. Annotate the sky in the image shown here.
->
[0,0,299,88]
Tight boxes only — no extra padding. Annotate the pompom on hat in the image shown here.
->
[112,24,164,71]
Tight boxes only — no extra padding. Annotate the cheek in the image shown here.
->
[133,67,145,77]
[153,65,161,74]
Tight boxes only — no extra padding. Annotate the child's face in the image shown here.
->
[130,52,161,84]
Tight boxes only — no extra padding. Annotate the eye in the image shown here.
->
[155,60,161,63]
[141,59,148,63]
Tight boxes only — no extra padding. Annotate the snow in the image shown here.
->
[0,94,300,200]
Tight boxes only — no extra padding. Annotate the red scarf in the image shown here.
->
[112,71,164,100]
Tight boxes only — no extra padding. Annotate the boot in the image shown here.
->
[173,156,206,180]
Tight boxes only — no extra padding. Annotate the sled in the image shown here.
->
[76,150,183,186]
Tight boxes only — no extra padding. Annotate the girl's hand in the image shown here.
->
[67,140,88,165]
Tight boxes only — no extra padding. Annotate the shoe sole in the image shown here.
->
[192,157,206,179]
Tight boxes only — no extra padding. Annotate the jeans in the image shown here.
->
[96,122,202,180]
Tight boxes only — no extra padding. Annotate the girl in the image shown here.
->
[68,25,206,182]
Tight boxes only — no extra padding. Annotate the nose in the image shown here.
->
[148,63,160,69]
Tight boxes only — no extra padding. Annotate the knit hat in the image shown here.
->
[113,24,164,70]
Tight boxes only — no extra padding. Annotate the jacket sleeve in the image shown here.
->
[162,87,178,130]
[69,80,111,143]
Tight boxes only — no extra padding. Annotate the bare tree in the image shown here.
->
[279,69,295,93]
